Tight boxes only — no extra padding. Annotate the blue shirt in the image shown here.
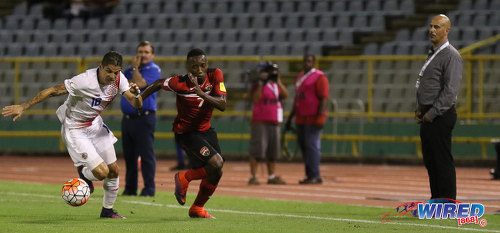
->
[120,61,161,114]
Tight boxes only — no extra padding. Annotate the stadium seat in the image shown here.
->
[53,18,68,30]
[20,17,35,30]
[284,15,299,28]
[123,30,141,43]
[86,18,101,30]
[222,30,237,42]
[349,1,364,12]
[208,43,224,56]
[336,15,350,28]
[331,1,346,12]
[280,2,294,12]
[136,16,150,29]
[411,27,427,42]
[474,0,489,10]
[251,16,266,29]
[262,1,278,13]
[399,0,414,12]
[87,31,104,44]
[190,30,206,43]
[313,1,329,12]
[379,43,395,55]
[224,43,240,55]
[288,29,304,42]
[457,0,473,10]
[395,43,411,55]
[271,29,287,42]
[42,43,58,56]
[268,15,283,28]
[33,31,49,44]
[274,43,290,55]
[37,19,51,30]
[186,16,200,29]
[146,2,162,15]
[197,2,211,13]
[256,43,273,55]
[128,3,144,15]
[59,43,76,56]
[15,30,31,44]
[240,43,257,55]
[77,43,94,57]
[461,27,476,42]
[68,31,86,44]
[163,2,177,14]
[383,0,398,12]
[202,15,217,28]
[366,0,380,11]
[206,29,221,43]
[235,15,250,29]
[218,15,233,28]
[289,42,306,55]
[214,2,228,14]
[301,15,317,28]
[173,29,190,43]
[152,16,167,29]
[51,31,67,44]
[69,18,84,30]
[363,43,378,55]
[4,17,19,31]
[238,30,255,43]
[159,44,175,56]
[231,1,244,13]
[338,29,353,45]
[302,28,320,42]
[394,29,410,41]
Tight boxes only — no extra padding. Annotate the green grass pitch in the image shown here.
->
[0,181,499,233]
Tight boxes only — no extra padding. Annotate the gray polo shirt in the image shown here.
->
[416,42,463,120]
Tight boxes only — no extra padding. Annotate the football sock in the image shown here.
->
[185,167,207,182]
[103,177,119,209]
[268,174,276,180]
[82,166,99,181]
[192,179,217,208]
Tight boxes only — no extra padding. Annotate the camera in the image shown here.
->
[260,62,279,82]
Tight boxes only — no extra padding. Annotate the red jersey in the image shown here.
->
[161,68,227,133]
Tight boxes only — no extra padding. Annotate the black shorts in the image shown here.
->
[175,128,222,169]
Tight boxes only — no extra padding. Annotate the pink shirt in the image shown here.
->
[252,82,283,124]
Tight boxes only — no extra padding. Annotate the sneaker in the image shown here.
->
[100,207,126,219]
[189,206,215,219]
[299,177,322,184]
[267,176,286,185]
[248,177,260,185]
[121,189,137,196]
[77,165,94,194]
[174,171,189,205]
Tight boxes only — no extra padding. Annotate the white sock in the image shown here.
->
[268,174,275,180]
[82,166,99,181]
[102,177,119,209]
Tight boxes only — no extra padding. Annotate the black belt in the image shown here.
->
[124,110,155,119]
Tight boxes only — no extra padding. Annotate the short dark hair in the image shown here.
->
[137,41,154,54]
[102,51,123,67]
[187,48,206,59]
[304,54,315,61]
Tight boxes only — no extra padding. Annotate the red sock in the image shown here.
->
[184,167,207,182]
[193,179,217,207]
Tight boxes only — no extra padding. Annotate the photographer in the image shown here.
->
[248,63,288,185]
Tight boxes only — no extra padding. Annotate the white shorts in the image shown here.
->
[61,116,118,169]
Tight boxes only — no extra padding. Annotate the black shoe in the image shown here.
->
[491,169,500,180]
[139,189,154,197]
[77,166,94,194]
[121,190,137,196]
[299,177,323,184]
[100,207,126,219]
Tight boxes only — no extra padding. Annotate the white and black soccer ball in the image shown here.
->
[61,178,90,207]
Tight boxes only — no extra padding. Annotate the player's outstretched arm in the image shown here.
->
[123,82,143,110]
[2,82,68,121]
[141,78,164,100]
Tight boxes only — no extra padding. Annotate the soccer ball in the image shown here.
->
[61,178,90,207]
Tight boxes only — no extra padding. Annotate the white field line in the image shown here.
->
[2,192,500,232]
[123,200,500,233]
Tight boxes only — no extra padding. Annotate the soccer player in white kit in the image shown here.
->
[2,51,142,219]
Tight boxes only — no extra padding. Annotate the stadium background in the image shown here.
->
[0,0,499,165]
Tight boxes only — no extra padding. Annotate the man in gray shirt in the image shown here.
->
[414,14,463,201]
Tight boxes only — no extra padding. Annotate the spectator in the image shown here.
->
[285,54,329,184]
[141,48,226,219]
[490,142,500,180]
[414,14,463,200]
[248,62,288,185]
[170,143,189,171]
[121,41,161,197]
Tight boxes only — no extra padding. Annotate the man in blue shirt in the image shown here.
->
[121,41,161,197]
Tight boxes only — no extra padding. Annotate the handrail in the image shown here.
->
[0,131,492,158]
[459,33,500,55]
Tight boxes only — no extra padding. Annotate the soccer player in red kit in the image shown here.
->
[141,48,226,219]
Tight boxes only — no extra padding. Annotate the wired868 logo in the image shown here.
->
[418,201,487,227]
[381,199,487,227]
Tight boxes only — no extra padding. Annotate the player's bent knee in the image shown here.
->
[209,154,224,170]
[107,162,119,178]
[92,162,110,180]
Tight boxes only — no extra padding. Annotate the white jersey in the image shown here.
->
[56,68,130,128]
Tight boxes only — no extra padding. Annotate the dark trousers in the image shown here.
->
[495,143,500,172]
[420,107,457,200]
[296,124,322,179]
[122,113,156,196]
